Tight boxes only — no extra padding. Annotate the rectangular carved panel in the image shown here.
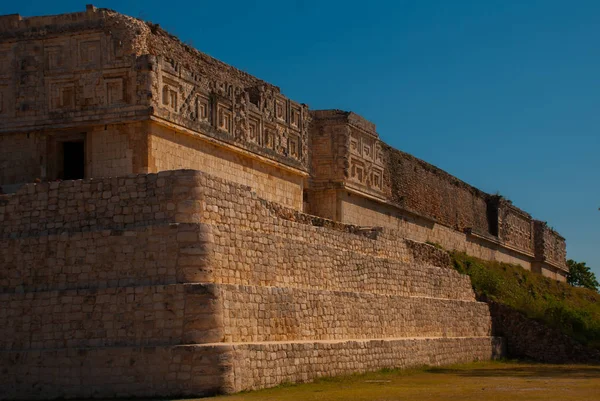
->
[248,115,261,145]
[217,103,233,134]
[275,97,286,122]
[48,81,76,111]
[288,133,300,159]
[45,46,66,71]
[105,78,124,105]
[195,95,210,122]
[347,128,386,195]
[264,124,276,150]
[290,106,301,129]
[79,39,102,67]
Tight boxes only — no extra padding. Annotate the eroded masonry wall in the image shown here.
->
[339,192,533,269]
[308,111,567,281]
[0,169,501,399]
[386,149,491,234]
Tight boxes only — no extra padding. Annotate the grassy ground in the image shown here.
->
[451,252,600,349]
[199,361,600,401]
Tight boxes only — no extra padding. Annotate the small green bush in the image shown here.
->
[451,252,600,349]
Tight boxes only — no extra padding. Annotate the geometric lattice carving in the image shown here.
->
[195,95,210,122]
[264,124,276,150]
[162,83,178,112]
[351,159,366,183]
[79,40,101,66]
[248,115,261,145]
[370,167,383,190]
[288,133,300,159]
[46,46,64,70]
[105,78,124,105]
[217,103,233,134]
[348,128,385,194]
[49,82,76,111]
[275,98,286,122]
[290,106,301,129]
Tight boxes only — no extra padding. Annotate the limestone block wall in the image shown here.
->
[1,345,230,399]
[0,172,206,237]
[309,111,349,184]
[0,223,214,293]
[209,228,474,300]
[0,169,501,399]
[218,285,491,342]
[385,148,491,234]
[488,301,600,364]
[86,123,149,179]
[0,122,149,188]
[1,284,191,349]
[227,338,505,392]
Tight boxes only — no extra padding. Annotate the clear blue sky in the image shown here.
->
[3,1,599,275]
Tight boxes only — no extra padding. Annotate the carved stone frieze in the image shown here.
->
[151,57,308,168]
[348,128,385,193]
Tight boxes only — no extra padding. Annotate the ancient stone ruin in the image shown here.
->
[0,5,566,399]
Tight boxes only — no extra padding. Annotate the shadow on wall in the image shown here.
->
[485,300,600,365]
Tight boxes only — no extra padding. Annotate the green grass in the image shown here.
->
[451,252,600,349]
[198,361,600,401]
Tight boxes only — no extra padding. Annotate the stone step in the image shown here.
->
[1,281,489,351]
[0,336,505,400]
[215,283,491,343]
[209,226,475,300]
[0,283,221,351]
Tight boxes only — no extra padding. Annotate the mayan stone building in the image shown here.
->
[0,5,565,399]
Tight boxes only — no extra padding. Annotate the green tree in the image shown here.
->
[567,259,599,292]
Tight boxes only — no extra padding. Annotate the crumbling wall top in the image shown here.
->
[0,5,278,92]
[311,109,377,136]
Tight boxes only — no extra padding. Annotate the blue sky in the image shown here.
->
[3,1,599,275]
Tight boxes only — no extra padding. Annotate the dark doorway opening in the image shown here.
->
[62,141,85,180]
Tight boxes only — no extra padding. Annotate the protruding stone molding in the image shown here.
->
[149,116,309,176]
[465,228,535,260]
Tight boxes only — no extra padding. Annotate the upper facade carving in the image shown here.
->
[309,110,390,198]
[0,5,309,171]
[0,22,147,127]
[151,57,309,168]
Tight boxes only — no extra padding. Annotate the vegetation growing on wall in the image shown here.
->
[451,252,600,350]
